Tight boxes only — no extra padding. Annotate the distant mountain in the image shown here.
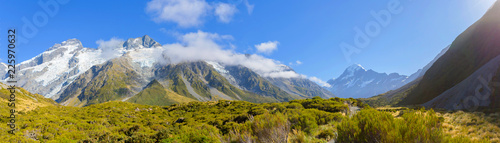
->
[326,44,450,99]
[326,64,411,98]
[1,35,333,107]
[358,45,450,106]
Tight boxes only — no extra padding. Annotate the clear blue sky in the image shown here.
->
[0,0,496,83]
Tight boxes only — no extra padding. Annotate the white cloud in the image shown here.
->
[161,31,300,78]
[146,0,210,27]
[295,60,302,65]
[255,41,279,54]
[309,76,331,88]
[96,37,125,60]
[244,0,255,14]
[146,0,245,27]
[289,60,302,66]
[215,3,237,23]
[296,60,302,65]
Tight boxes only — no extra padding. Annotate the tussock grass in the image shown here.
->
[439,111,500,142]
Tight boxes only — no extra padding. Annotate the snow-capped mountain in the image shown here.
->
[5,39,108,99]
[326,44,451,99]
[327,64,411,98]
[123,35,162,49]
[1,35,333,106]
[1,35,164,100]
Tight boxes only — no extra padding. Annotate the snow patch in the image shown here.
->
[128,47,164,67]
[360,79,374,88]
[205,61,229,74]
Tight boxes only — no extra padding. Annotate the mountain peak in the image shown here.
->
[346,64,366,72]
[335,64,368,81]
[145,79,163,89]
[123,35,161,50]
[47,39,83,51]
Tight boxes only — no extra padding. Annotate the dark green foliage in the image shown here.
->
[1,97,357,142]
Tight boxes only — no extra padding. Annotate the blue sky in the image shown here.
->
[0,0,496,85]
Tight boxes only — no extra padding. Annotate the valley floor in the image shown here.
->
[0,97,497,142]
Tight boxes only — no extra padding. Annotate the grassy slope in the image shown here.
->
[439,111,500,142]
[0,82,58,141]
[0,83,57,113]
[126,80,195,106]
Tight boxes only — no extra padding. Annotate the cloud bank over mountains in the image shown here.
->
[142,0,330,87]
[94,31,298,79]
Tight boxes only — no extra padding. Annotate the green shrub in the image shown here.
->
[337,108,473,143]
[252,112,290,143]
[286,103,304,109]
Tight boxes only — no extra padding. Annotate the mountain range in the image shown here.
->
[326,64,413,98]
[326,45,450,99]
[0,35,333,107]
[3,1,499,111]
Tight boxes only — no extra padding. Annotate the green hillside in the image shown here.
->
[0,83,58,114]
[156,62,290,103]
[127,80,196,106]
[57,58,144,107]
